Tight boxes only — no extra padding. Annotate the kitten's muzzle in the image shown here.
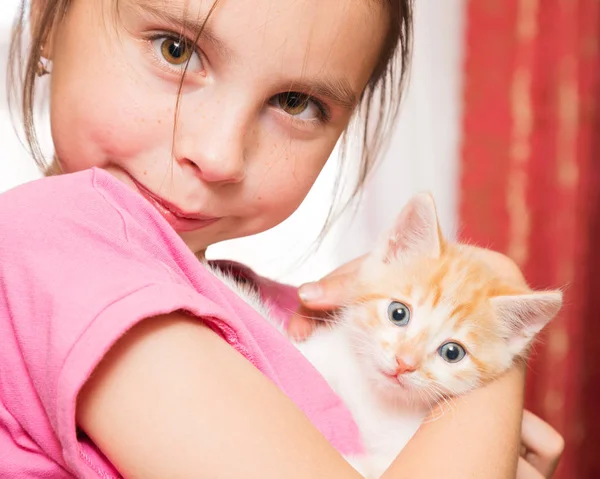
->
[394,358,416,375]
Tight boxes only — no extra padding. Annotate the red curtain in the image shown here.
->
[460,1,600,477]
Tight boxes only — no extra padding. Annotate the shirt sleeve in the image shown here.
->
[0,172,231,477]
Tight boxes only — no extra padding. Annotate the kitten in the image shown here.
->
[209,193,563,478]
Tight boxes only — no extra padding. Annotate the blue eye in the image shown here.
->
[438,342,466,363]
[387,301,410,326]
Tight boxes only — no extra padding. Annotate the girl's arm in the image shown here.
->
[77,314,362,479]
[78,312,523,479]
[382,364,524,478]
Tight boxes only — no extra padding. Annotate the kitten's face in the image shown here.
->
[342,193,562,408]
[344,252,519,406]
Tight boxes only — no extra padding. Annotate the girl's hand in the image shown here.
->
[518,410,564,478]
[288,255,366,340]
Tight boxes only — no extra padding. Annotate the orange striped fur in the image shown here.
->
[339,193,563,403]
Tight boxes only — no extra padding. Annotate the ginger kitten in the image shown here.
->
[210,193,563,478]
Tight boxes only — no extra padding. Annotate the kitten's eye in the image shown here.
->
[151,35,202,70]
[387,301,411,326]
[438,342,466,363]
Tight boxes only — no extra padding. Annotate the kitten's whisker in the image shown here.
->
[281,308,343,325]
[422,399,446,423]
[424,383,457,420]
[413,381,449,420]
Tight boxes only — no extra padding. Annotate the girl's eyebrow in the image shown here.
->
[133,0,358,110]
[285,79,358,110]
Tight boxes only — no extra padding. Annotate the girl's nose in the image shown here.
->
[180,146,246,185]
[174,101,249,185]
[176,138,246,185]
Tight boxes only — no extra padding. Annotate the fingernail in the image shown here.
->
[299,283,323,303]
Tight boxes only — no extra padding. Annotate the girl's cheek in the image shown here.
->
[51,71,175,168]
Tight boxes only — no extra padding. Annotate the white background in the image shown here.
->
[0,1,466,286]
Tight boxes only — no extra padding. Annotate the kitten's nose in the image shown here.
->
[395,357,416,375]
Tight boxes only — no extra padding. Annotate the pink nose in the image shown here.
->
[395,358,416,375]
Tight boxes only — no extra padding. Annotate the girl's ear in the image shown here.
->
[374,192,444,263]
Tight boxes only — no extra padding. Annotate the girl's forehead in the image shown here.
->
[118,0,388,86]
[124,0,380,26]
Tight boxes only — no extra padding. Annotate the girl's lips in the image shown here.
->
[127,174,220,233]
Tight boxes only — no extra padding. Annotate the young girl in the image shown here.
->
[0,0,563,477]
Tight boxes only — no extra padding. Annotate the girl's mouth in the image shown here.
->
[126,173,220,233]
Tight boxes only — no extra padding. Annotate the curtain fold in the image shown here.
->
[460,1,600,477]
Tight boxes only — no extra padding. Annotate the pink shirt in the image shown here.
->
[0,168,362,478]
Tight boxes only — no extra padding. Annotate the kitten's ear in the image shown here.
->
[491,290,563,356]
[376,192,444,263]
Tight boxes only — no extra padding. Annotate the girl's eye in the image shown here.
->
[438,342,467,363]
[270,92,326,121]
[151,35,203,71]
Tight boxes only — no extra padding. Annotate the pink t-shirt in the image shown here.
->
[0,168,362,478]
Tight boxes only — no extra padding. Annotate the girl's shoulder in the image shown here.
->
[0,167,195,273]
[1,168,166,242]
[1,167,108,213]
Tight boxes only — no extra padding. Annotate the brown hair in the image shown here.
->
[8,0,413,230]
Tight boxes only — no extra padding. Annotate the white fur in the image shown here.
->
[207,264,426,478]
[204,191,562,478]
[294,324,427,478]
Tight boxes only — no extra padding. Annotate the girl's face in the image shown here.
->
[46,0,388,253]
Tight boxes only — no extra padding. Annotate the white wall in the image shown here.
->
[334,1,466,262]
[0,1,466,286]
[0,1,43,191]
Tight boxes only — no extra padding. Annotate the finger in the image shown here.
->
[297,255,367,309]
[298,272,357,309]
[287,308,333,341]
[521,410,564,477]
[286,313,315,341]
[517,456,544,479]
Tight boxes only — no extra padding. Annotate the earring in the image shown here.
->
[36,46,51,77]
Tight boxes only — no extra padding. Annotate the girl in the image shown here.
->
[0,0,562,477]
